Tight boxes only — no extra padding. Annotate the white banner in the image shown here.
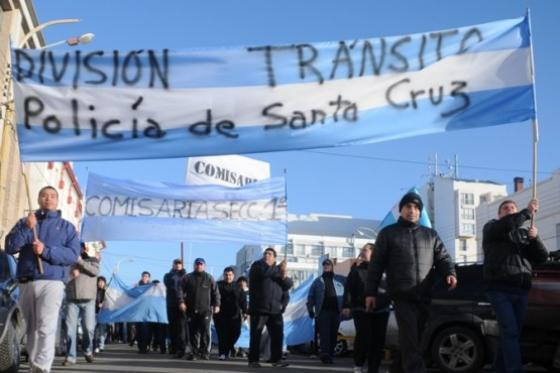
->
[186,155,270,187]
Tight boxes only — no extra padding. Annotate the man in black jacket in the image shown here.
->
[365,192,457,373]
[483,199,548,373]
[177,258,220,360]
[342,243,390,373]
[215,266,247,360]
[163,259,187,358]
[248,247,293,368]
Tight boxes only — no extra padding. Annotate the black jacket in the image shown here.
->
[216,281,247,318]
[177,271,220,314]
[249,259,293,315]
[163,268,186,306]
[343,261,390,312]
[95,287,105,314]
[483,209,548,290]
[366,218,456,300]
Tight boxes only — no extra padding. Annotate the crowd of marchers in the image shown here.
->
[3,186,549,373]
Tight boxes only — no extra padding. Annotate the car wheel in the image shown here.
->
[431,326,484,373]
[334,338,347,357]
[0,320,20,373]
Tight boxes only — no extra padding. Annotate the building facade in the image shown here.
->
[421,176,507,263]
[476,171,560,256]
[236,213,379,288]
[1,2,83,245]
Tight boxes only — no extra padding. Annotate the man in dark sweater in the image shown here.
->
[215,266,247,360]
[483,199,548,372]
[248,248,293,368]
[307,258,343,364]
[163,259,187,357]
[366,192,457,373]
[177,258,220,360]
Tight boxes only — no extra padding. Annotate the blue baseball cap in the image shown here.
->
[194,258,206,265]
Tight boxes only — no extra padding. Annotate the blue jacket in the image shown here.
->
[5,210,80,282]
[306,274,344,316]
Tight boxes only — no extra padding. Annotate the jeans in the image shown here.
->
[94,322,107,350]
[65,299,96,361]
[486,289,528,373]
[317,309,340,359]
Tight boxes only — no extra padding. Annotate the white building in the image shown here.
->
[421,176,507,263]
[476,171,560,255]
[236,213,379,288]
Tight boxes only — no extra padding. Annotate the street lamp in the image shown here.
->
[40,32,95,49]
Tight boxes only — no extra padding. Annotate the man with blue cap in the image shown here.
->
[177,257,220,360]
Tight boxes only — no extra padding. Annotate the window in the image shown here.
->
[459,239,468,251]
[310,245,323,256]
[460,193,475,205]
[460,223,476,236]
[342,247,355,258]
[285,245,294,255]
[287,256,298,262]
[294,244,305,255]
[324,246,337,257]
[461,208,475,220]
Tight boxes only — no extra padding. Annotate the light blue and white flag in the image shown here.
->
[377,187,432,230]
[97,275,168,324]
[13,15,534,161]
[81,173,287,244]
[233,275,316,348]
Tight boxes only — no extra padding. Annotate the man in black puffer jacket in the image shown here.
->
[248,247,293,368]
[483,199,548,373]
[163,259,187,357]
[215,266,247,360]
[177,258,220,360]
[366,192,457,373]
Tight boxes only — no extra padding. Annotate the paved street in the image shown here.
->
[20,344,356,373]
[18,344,547,372]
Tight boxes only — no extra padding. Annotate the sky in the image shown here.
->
[32,0,560,284]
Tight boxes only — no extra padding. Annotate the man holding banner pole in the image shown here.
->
[5,185,81,373]
[248,247,293,368]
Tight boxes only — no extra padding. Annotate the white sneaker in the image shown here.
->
[218,354,226,360]
[353,367,363,373]
[94,347,100,353]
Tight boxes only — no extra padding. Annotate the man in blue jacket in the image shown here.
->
[306,258,343,364]
[5,186,81,373]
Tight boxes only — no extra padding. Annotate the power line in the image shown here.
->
[303,150,554,175]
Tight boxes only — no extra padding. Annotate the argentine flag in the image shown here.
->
[377,188,432,231]
[97,275,168,324]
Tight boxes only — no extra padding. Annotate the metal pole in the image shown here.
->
[527,9,539,227]
[180,241,184,263]
[283,168,288,259]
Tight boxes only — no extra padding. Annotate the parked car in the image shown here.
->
[0,251,25,373]
[333,255,560,372]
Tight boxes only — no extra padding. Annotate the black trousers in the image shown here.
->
[167,305,189,354]
[317,309,340,358]
[136,322,152,352]
[188,311,211,356]
[352,310,390,373]
[392,299,430,373]
[249,313,283,363]
[214,314,242,356]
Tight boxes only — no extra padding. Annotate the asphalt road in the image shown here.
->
[19,344,547,372]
